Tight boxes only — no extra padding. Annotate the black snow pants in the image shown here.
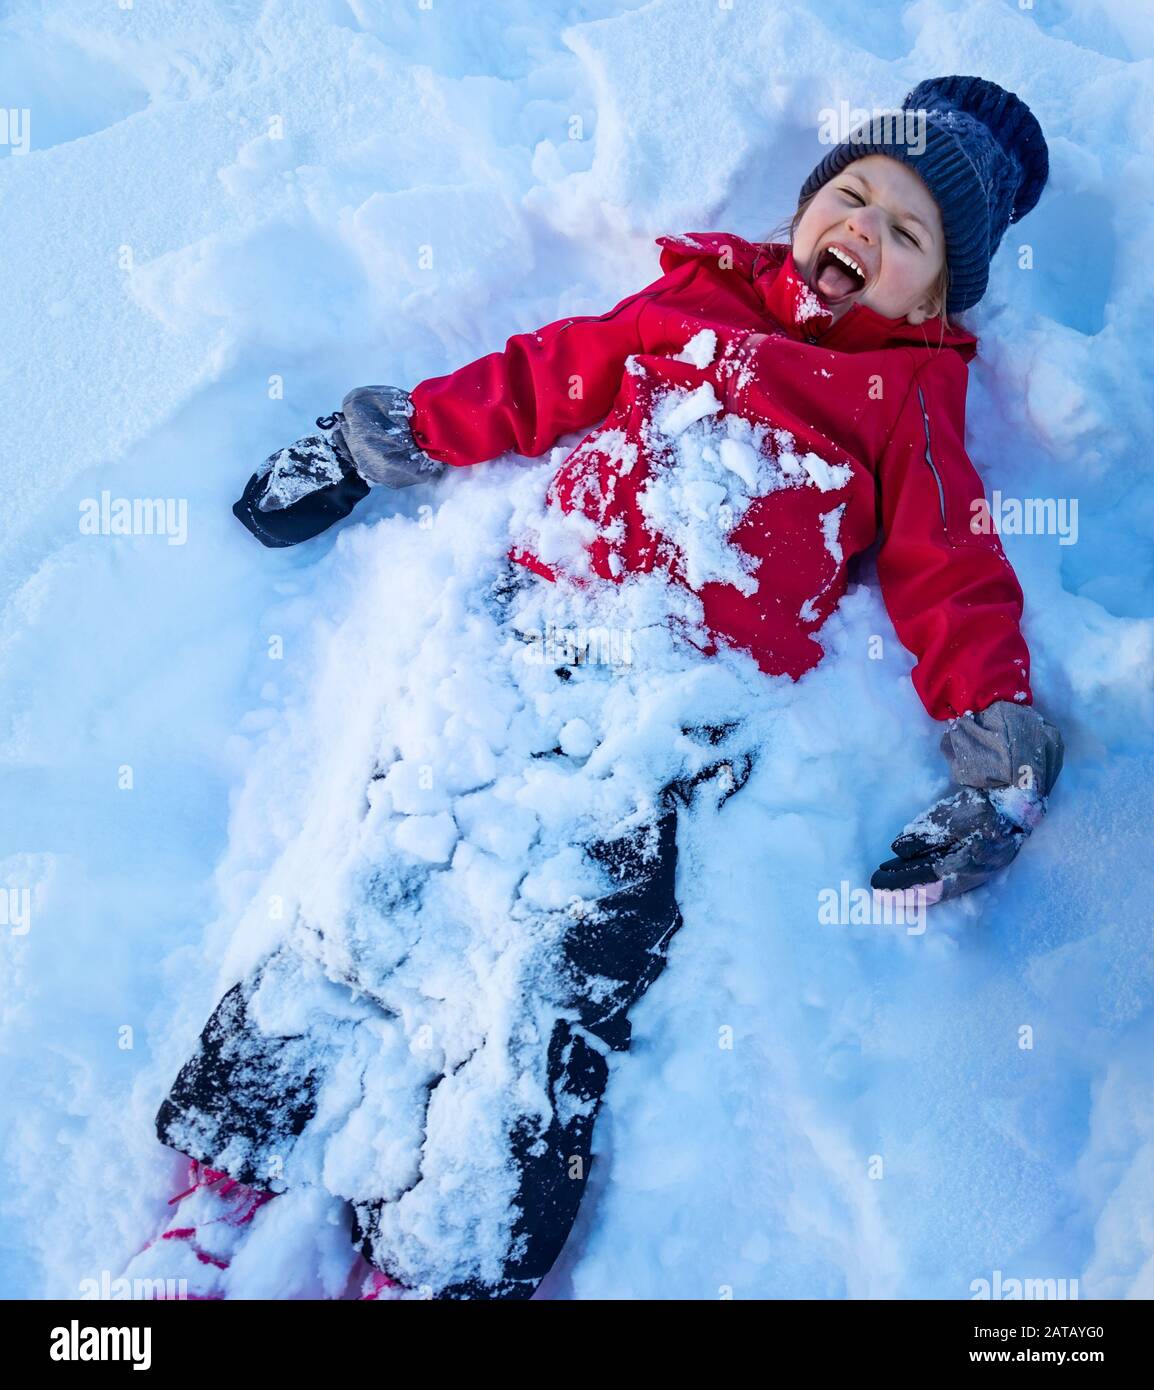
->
[155,565,754,1300]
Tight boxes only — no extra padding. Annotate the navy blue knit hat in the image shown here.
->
[799,76,1049,313]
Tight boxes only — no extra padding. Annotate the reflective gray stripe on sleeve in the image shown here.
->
[916,382,947,528]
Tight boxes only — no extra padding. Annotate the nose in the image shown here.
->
[845,208,879,244]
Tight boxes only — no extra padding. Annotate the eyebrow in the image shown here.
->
[844,171,935,240]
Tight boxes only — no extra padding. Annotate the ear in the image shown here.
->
[906,293,942,326]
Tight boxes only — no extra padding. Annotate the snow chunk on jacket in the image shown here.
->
[406,233,1033,721]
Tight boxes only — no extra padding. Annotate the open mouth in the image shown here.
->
[812,245,868,303]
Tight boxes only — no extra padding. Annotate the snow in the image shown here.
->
[1,0,1153,1302]
[639,369,853,596]
[256,433,349,511]
[801,455,854,495]
[673,328,718,368]
[656,381,723,436]
[795,281,829,324]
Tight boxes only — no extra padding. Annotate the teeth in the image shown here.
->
[824,245,865,281]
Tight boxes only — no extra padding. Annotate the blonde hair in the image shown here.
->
[762,189,955,349]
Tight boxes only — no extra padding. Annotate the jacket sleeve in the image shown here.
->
[874,352,1034,721]
[406,258,696,468]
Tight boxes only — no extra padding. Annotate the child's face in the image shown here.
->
[793,154,947,325]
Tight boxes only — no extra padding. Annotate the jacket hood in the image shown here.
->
[655,233,978,363]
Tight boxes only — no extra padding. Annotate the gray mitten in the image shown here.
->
[871,701,1065,904]
[338,385,447,489]
[234,386,446,548]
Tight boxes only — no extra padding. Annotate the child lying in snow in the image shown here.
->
[236,74,1064,909]
[140,77,1066,1301]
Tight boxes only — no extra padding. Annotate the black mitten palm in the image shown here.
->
[871,701,1064,905]
[234,386,445,548]
[233,411,368,548]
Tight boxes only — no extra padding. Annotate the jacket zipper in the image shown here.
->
[916,382,947,528]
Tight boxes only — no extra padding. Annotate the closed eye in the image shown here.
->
[839,186,921,248]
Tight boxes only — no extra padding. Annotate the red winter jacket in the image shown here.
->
[407,233,1033,721]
